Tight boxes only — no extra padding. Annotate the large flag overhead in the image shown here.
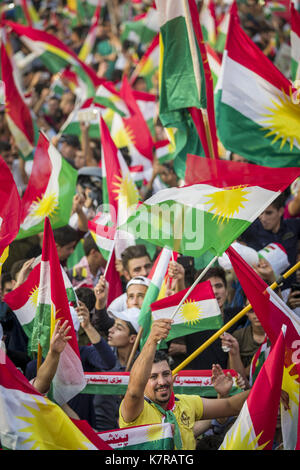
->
[120,157,300,258]
[0,157,21,259]
[5,20,101,99]
[219,326,286,450]
[151,281,223,344]
[17,132,77,240]
[226,246,300,450]
[29,217,85,405]
[215,10,300,167]
[0,28,36,160]
[0,354,98,450]
[290,2,300,81]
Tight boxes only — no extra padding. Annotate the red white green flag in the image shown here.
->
[219,325,286,450]
[291,2,300,82]
[0,28,37,160]
[30,217,86,405]
[5,20,101,99]
[17,132,77,240]
[151,281,223,344]
[0,157,21,261]
[0,354,99,450]
[98,423,174,450]
[130,33,159,91]
[215,10,300,167]
[226,246,300,450]
[121,156,300,258]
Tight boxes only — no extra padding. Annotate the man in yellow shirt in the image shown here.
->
[119,319,250,450]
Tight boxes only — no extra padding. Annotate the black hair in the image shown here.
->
[1,272,13,291]
[75,287,96,312]
[83,233,99,257]
[53,225,79,247]
[125,320,138,336]
[121,244,150,271]
[153,350,171,366]
[269,193,286,210]
[0,142,11,152]
[196,266,227,288]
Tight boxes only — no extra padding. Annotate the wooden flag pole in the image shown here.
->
[172,260,300,375]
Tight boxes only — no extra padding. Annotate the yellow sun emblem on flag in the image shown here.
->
[281,363,300,418]
[16,396,92,450]
[178,300,202,325]
[146,424,164,442]
[220,422,269,450]
[29,286,39,308]
[259,89,300,150]
[112,173,140,207]
[204,186,250,224]
[31,192,59,218]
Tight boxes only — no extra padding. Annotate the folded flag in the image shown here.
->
[0,157,21,258]
[215,10,300,167]
[226,245,300,450]
[151,281,223,344]
[17,132,77,240]
[291,2,300,82]
[0,28,37,160]
[98,422,174,450]
[121,156,300,258]
[0,354,97,450]
[219,325,286,450]
[29,217,85,405]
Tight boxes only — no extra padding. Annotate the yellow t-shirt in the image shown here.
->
[119,394,203,450]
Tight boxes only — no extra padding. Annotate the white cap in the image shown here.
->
[113,307,141,334]
[258,243,289,276]
[218,241,259,271]
[126,276,151,290]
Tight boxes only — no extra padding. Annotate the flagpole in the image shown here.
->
[171,259,300,375]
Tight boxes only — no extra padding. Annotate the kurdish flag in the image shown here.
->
[88,211,116,261]
[130,33,159,91]
[30,217,85,405]
[0,157,21,259]
[5,21,100,99]
[3,259,77,349]
[199,0,217,47]
[1,28,37,160]
[120,5,159,49]
[78,1,101,62]
[121,156,300,258]
[138,247,173,347]
[215,10,300,167]
[151,281,222,344]
[219,326,286,450]
[226,246,300,450]
[17,132,77,240]
[291,2,300,81]
[206,44,222,89]
[98,423,174,450]
[0,354,98,450]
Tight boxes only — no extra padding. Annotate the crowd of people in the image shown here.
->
[0,0,299,451]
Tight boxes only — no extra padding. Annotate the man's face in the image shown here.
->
[107,319,136,348]
[126,284,148,309]
[208,276,227,311]
[124,256,152,280]
[259,205,284,233]
[2,280,14,296]
[2,150,14,170]
[56,241,76,261]
[144,360,173,406]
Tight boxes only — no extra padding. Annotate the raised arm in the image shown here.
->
[120,319,172,423]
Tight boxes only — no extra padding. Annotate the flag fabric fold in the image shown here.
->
[17,132,77,240]
[219,325,286,450]
[30,217,86,405]
[215,9,300,167]
[226,245,300,450]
